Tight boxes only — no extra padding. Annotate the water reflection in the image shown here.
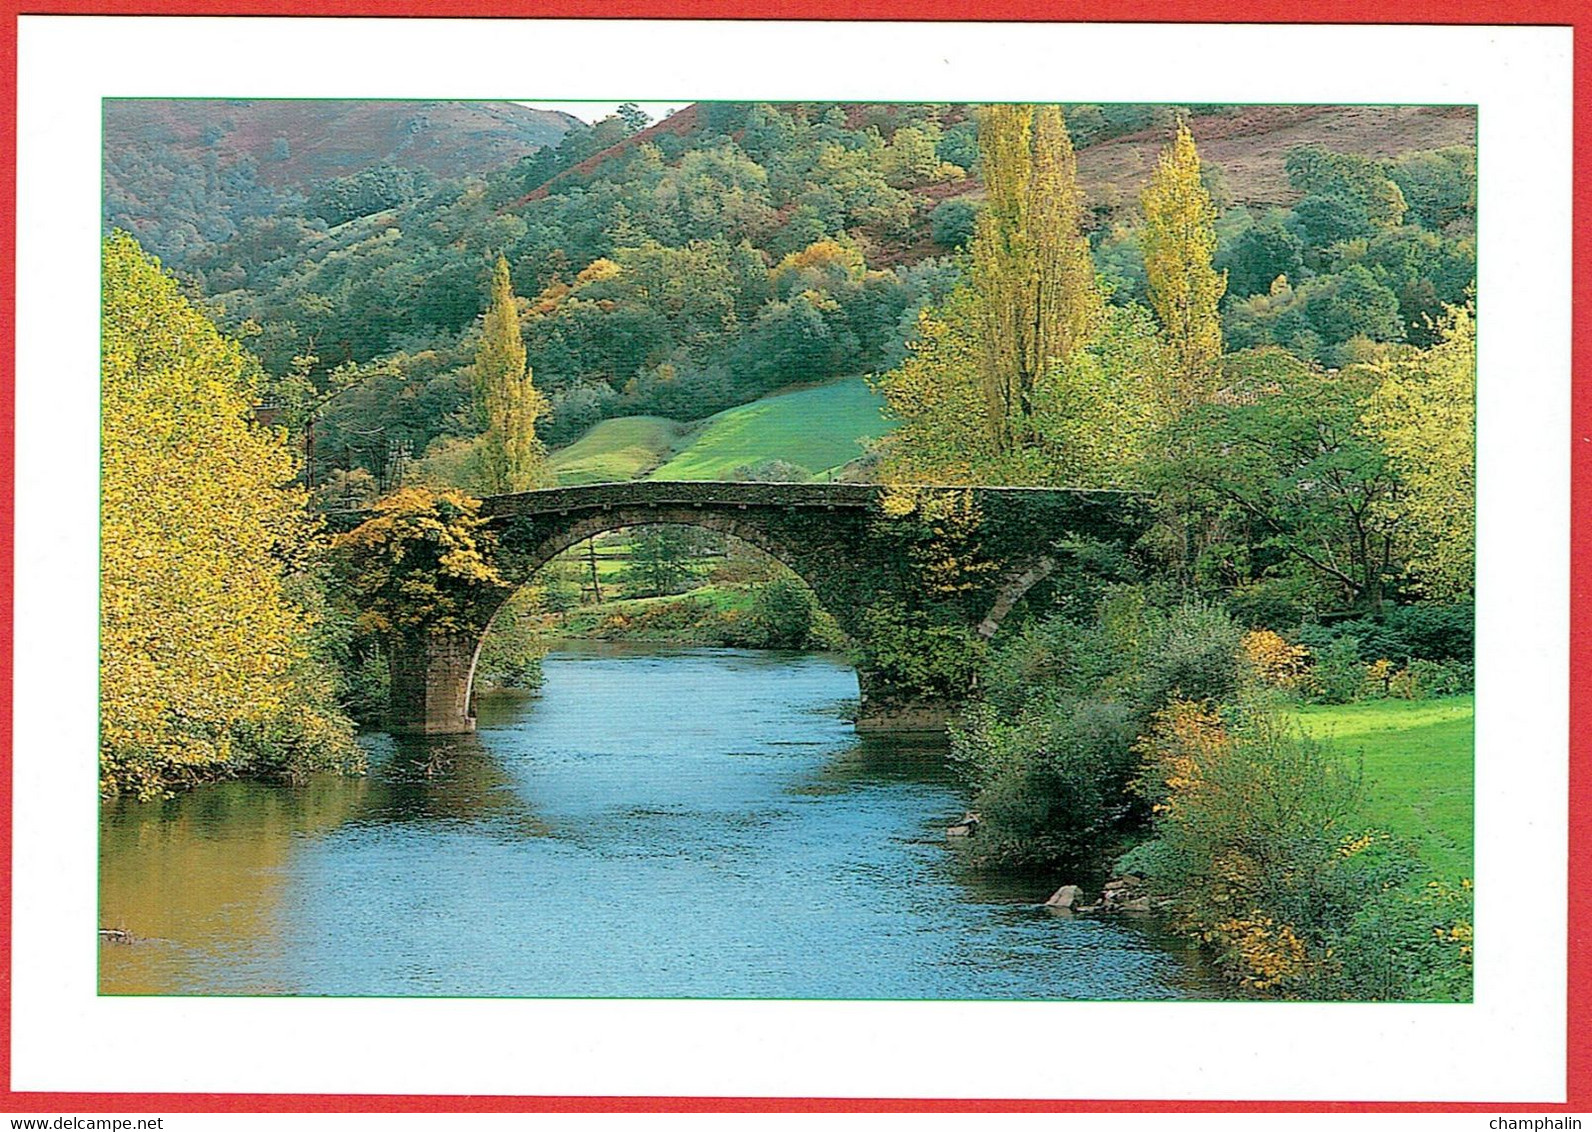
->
[100,645,1219,999]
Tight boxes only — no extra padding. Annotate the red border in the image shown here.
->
[2,1,1585,1115]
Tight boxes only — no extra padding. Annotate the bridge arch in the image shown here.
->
[462,510,862,726]
[383,482,1147,737]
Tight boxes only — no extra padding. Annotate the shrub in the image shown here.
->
[1135,601,1245,711]
[1130,696,1471,1000]
[1134,701,1368,995]
[1383,602,1474,662]
[342,644,390,725]
[1319,876,1473,1001]
[1242,629,1311,691]
[929,198,978,249]
[1388,658,1474,700]
[858,598,986,702]
[1224,576,1321,631]
[953,698,1142,868]
[1308,637,1365,704]
[1297,601,1474,668]
[745,577,817,649]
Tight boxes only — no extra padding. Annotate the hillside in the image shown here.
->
[104,99,578,263]
[106,99,577,189]
[549,377,894,486]
[511,102,1476,262]
[108,98,1473,491]
[549,417,691,485]
[1074,105,1477,211]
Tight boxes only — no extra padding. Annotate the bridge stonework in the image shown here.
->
[385,482,1146,736]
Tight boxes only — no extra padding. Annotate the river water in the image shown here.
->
[100,644,1216,999]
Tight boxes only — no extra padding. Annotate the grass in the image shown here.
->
[548,377,896,486]
[1290,695,1474,881]
[649,377,895,482]
[548,416,691,485]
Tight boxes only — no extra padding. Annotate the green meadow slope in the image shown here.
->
[549,377,896,486]
[548,416,691,485]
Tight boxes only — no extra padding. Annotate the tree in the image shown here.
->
[1141,123,1227,410]
[333,486,508,639]
[1155,348,1403,611]
[616,101,652,132]
[621,526,699,597]
[100,232,356,799]
[1217,221,1304,301]
[475,255,550,494]
[969,104,1101,452]
[1284,145,1408,229]
[1359,306,1476,599]
[874,288,999,483]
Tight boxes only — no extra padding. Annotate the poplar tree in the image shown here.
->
[969,104,1101,452]
[1142,123,1227,410]
[475,255,549,494]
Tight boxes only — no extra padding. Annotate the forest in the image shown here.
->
[101,99,1477,1000]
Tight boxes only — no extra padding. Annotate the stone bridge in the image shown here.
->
[386,481,1148,736]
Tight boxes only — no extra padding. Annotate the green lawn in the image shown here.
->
[1290,696,1474,881]
[549,416,691,485]
[647,377,895,481]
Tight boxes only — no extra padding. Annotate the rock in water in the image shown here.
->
[1045,884,1082,910]
[946,812,981,838]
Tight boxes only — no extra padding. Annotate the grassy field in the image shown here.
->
[548,416,691,485]
[547,377,895,486]
[650,377,893,481]
[1290,696,1474,881]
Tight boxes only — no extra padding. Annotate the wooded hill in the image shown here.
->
[101,100,1475,496]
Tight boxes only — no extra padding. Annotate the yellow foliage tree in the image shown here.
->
[475,255,550,494]
[332,486,508,639]
[873,288,996,485]
[970,104,1102,452]
[1359,305,1476,599]
[1141,123,1227,411]
[876,290,1170,489]
[101,232,355,799]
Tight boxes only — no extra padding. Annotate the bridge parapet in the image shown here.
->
[480,480,1144,519]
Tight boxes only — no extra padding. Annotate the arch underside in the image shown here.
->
[458,506,867,726]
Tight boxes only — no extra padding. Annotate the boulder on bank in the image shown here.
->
[946,812,981,838]
[1044,884,1082,911]
[1076,874,1158,916]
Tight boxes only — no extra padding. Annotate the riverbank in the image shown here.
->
[530,582,847,649]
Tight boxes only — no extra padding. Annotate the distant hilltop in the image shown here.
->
[104,99,580,190]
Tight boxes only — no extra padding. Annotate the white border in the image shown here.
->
[13,17,1572,1101]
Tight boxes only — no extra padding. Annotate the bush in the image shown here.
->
[1134,600,1245,711]
[1382,602,1474,662]
[953,698,1142,868]
[1321,877,1473,1001]
[1308,636,1365,704]
[1242,629,1311,692]
[1388,658,1474,700]
[1224,576,1321,631]
[1130,696,1471,1001]
[929,199,978,249]
[745,577,817,649]
[342,644,390,725]
[1135,701,1363,994]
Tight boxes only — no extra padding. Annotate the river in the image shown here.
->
[99,644,1217,999]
